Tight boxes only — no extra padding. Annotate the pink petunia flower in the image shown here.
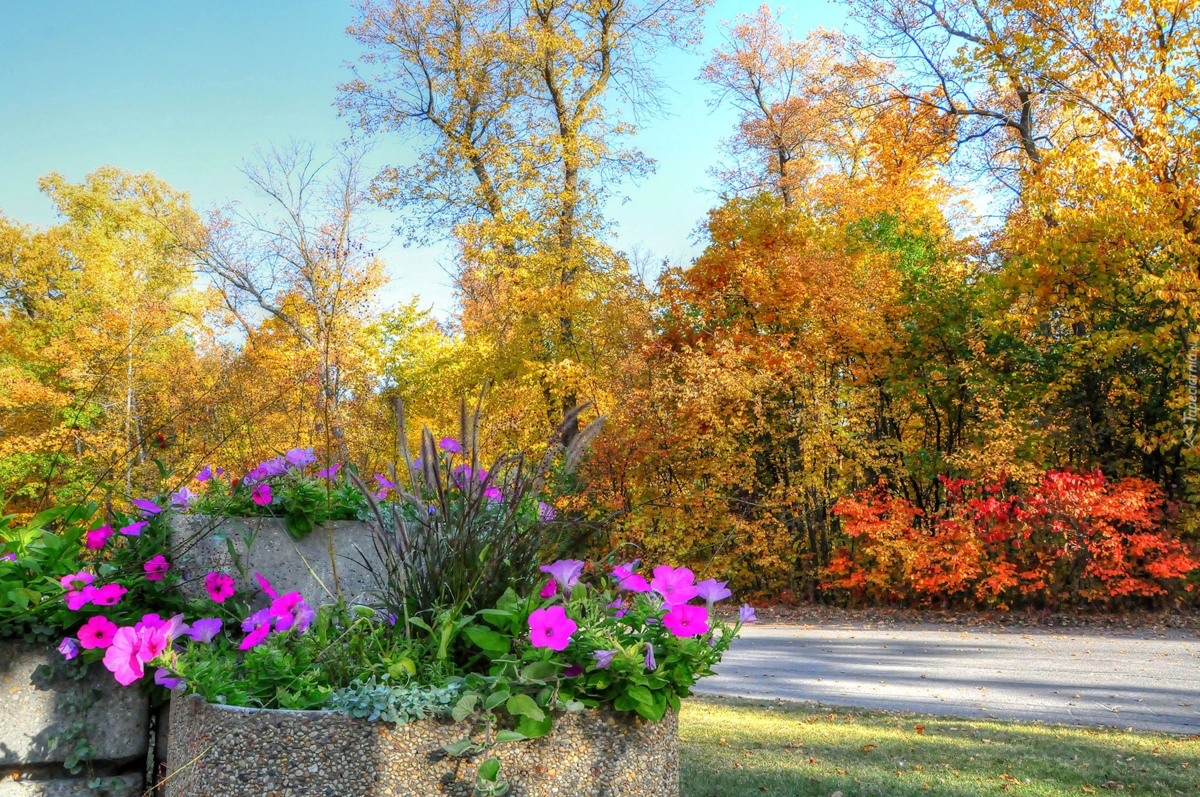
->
[91,583,127,607]
[204,572,236,603]
[439,437,462,453]
[695,579,732,606]
[60,571,95,591]
[103,628,145,685]
[251,483,272,506]
[650,565,697,606]
[239,608,273,650]
[483,486,503,502]
[540,577,558,599]
[78,616,119,649]
[65,585,99,610]
[119,521,148,537]
[58,638,79,660]
[612,561,651,593]
[187,617,223,643]
[253,572,278,599]
[137,613,188,640]
[131,498,162,517]
[143,555,170,581]
[663,604,710,638]
[269,591,311,632]
[84,525,114,550]
[527,605,577,651]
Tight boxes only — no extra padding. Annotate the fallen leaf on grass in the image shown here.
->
[915,724,926,735]
[861,744,877,753]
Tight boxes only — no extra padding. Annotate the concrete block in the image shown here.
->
[0,775,142,797]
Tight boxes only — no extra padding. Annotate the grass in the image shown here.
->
[680,696,1200,796]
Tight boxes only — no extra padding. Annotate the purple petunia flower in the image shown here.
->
[644,643,657,672]
[605,599,626,619]
[538,501,556,522]
[120,521,148,537]
[374,473,395,490]
[169,487,196,510]
[196,464,216,482]
[315,463,341,479]
[285,447,317,469]
[539,560,586,597]
[154,667,183,690]
[739,604,757,623]
[695,579,732,606]
[483,485,503,502]
[563,664,585,677]
[58,638,79,661]
[612,561,650,593]
[593,649,617,669]
[131,498,162,517]
[259,456,289,477]
[439,437,462,454]
[187,617,223,643]
[241,607,273,633]
[2,552,16,563]
[291,601,315,633]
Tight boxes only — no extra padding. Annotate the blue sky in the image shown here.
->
[1,0,847,316]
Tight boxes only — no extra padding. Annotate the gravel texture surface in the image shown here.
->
[694,623,1200,734]
[165,694,678,796]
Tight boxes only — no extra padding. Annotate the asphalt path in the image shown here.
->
[694,624,1200,734]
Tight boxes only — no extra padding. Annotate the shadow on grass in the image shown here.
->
[680,696,1200,797]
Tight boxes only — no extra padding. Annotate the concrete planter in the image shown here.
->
[0,641,149,797]
[169,514,381,608]
[164,694,679,797]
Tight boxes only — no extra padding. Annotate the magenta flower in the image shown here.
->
[539,560,585,596]
[651,565,697,606]
[204,572,236,603]
[78,616,119,649]
[119,521,148,537]
[143,555,170,581]
[285,447,317,469]
[154,668,183,690]
[315,462,341,479]
[612,562,651,593]
[138,613,188,640]
[60,571,95,591]
[84,525,113,550]
[593,649,617,669]
[269,591,311,632]
[540,577,558,598]
[195,464,217,482]
[65,585,98,610]
[138,626,168,662]
[663,604,710,637]
[91,583,127,607]
[483,485,503,502]
[169,487,196,510]
[2,552,17,563]
[103,628,144,685]
[251,483,272,506]
[187,617,223,643]
[644,642,657,671]
[605,599,626,619]
[374,473,395,490]
[240,608,273,649]
[695,579,732,606]
[131,498,162,517]
[58,638,79,660]
[292,602,315,633]
[253,572,278,599]
[439,437,462,453]
[538,501,556,521]
[739,604,757,623]
[527,605,577,651]
[242,607,273,632]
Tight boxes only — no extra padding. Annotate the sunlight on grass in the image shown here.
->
[679,696,1200,796]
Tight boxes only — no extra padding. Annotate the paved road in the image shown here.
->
[695,624,1200,734]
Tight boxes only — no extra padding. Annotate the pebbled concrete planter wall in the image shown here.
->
[169,514,381,608]
[165,694,679,797]
[0,642,148,797]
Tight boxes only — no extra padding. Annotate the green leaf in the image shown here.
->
[514,713,552,739]
[477,758,501,781]
[563,700,585,712]
[624,685,654,706]
[452,693,478,722]
[464,625,510,654]
[520,661,558,681]
[495,588,519,612]
[407,616,434,633]
[443,739,475,757]
[493,730,526,744]
[505,693,544,722]
[485,690,511,710]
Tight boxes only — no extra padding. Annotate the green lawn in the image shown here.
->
[680,696,1200,796]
